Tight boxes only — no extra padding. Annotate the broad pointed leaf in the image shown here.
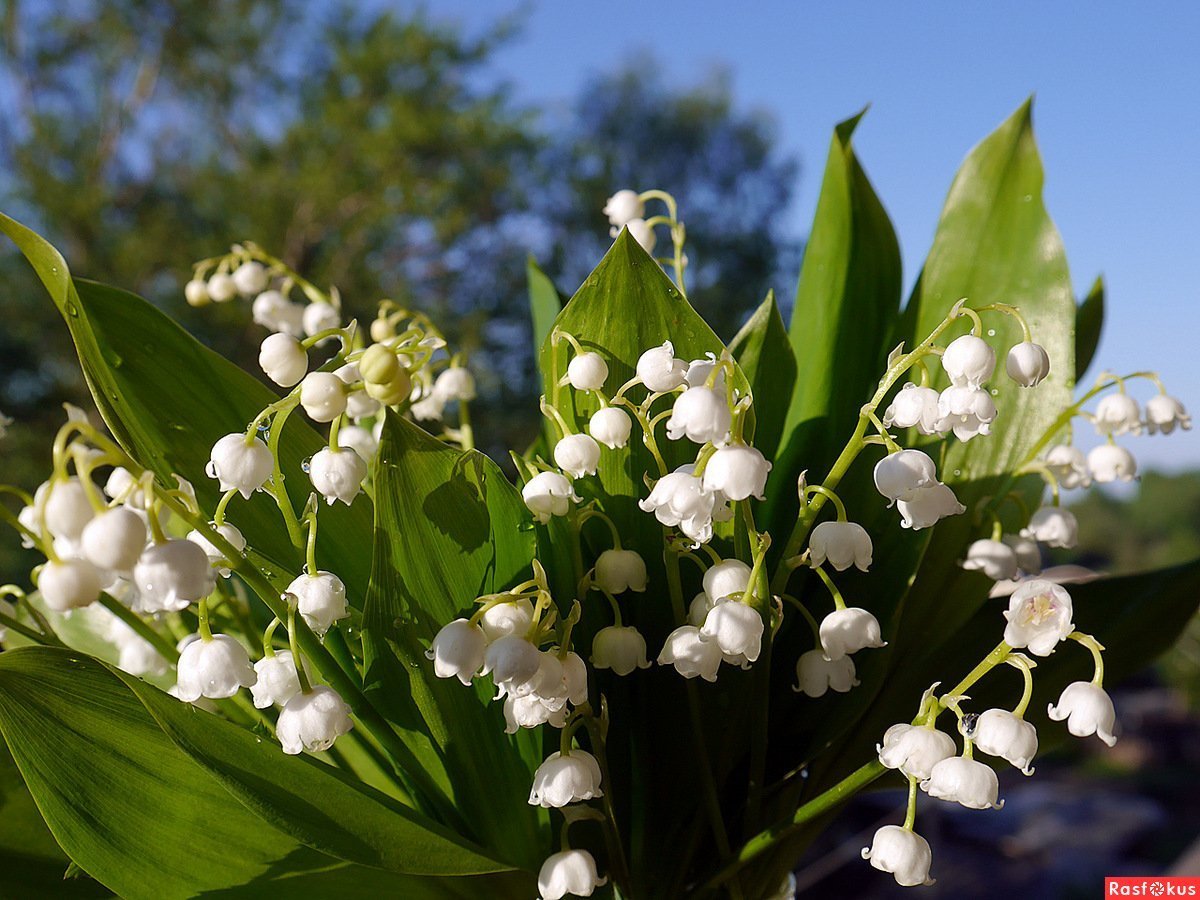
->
[1075,275,1105,382]
[729,291,796,463]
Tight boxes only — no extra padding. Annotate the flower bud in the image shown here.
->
[302,302,339,337]
[591,625,651,676]
[873,450,938,504]
[819,607,885,661]
[1045,444,1092,489]
[358,344,400,384]
[186,522,246,577]
[701,444,771,501]
[603,189,643,227]
[657,625,723,681]
[594,549,648,594]
[973,709,1038,774]
[206,272,237,303]
[896,482,965,530]
[566,352,608,392]
[528,750,603,808]
[251,650,304,709]
[666,386,731,444]
[309,447,367,506]
[276,685,353,755]
[426,618,487,686]
[882,383,940,434]
[877,723,957,780]
[1094,393,1142,435]
[184,278,210,307]
[701,600,763,665]
[364,368,412,407]
[287,571,348,637]
[1145,394,1191,435]
[38,558,102,611]
[522,472,580,524]
[232,261,268,296]
[862,825,935,887]
[922,755,1003,809]
[961,538,1019,581]
[639,468,716,544]
[1006,341,1051,387]
[588,406,632,449]
[794,649,858,697]
[80,507,147,573]
[252,290,304,335]
[479,598,534,642]
[207,434,273,499]
[44,478,94,541]
[1002,579,1073,657]
[553,433,601,479]
[1087,443,1137,482]
[134,540,216,612]
[484,634,542,692]
[624,218,657,253]
[808,521,873,572]
[934,385,998,441]
[636,342,688,393]
[703,559,752,602]
[258,333,308,387]
[537,849,607,900]
[433,367,476,403]
[174,634,256,701]
[1021,506,1078,549]
[941,333,996,388]
[299,373,348,423]
[337,424,378,461]
[1047,681,1117,746]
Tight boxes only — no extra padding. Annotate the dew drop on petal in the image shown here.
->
[300,456,313,473]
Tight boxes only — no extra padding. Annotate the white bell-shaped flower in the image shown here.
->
[1087,443,1137,482]
[1045,444,1092,489]
[206,272,238,303]
[232,260,268,295]
[685,356,724,389]
[794,649,859,698]
[1003,579,1074,657]
[504,693,569,733]
[345,388,382,422]
[688,592,716,627]
[561,651,589,706]
[184,278,210,306]
[337,424,378,461]
[941,334,996,388]
[1048,681,1118,746]
[922,755,1003,809]
[896,482,966,530]
[566,352,609,391]
[1006,341,1051,387]
[666,386,731,444]
[1094,392,1142,435]
[43,478,94,541]
[287,571,348,637]
[103,467,146,508]
[591,625,651,676]
[277,685,354,755]
[701,444,771,501]
[38,558,102,611]
[484,634,542,692]
[809,521,873,572]
[1144,394,1191,435]
[537,849,607,900]
[701,600,763,665]
[302,302,339,337]
[252,290,304,336]
[479,598,535,642]
[528,750,604,808]
[961,538,1019,581]
[207,434,273,499]
[410,392,446,422]
[1003,534,1042,575]
[523,472,581,523]
[638,467,716,544]
[251,650,304,709]
[299,372,348,423]
[426,618,487,685]
[553,433,601,479]
[134,540,216,612]
[702,559,752,602]
[1021,507,1078,549]
[80,507,147,573]
[934,384,998,441]
[657,625,724,681]
[877,723,957,780]
[258,333,308,387]
[603,189,644,227]
[882,383,941,434]
[309,447,367,506]
[973,709,1038,774]
[624,218,657,253]
[433,367,476,403]
[588,407,632,449]
[635,342,688,393]
[862,825,935,887]
[819,607,885,661]
[174,634,256,701]
[873,450,938,504]
[594,549,648,594]
[112,631,169,677]
[186,522,246,577]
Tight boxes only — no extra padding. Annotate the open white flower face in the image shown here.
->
[1003,580,1074,657]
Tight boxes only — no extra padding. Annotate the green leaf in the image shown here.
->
[767,110,901,533]
[728,291,796,463]
[361,412,545,869]
[1075,275,1105,382]
[527,255,564,357]
[0,211,373,600]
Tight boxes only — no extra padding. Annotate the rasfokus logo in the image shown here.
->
[1106,877,1200,897]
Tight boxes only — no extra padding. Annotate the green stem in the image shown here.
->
[99,592,178,663]
[287,605,313,694]
[902,776,919,830]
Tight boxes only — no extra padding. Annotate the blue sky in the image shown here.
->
[414,1,1197,469]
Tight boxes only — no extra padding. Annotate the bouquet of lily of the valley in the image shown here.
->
[0,101,1196,900]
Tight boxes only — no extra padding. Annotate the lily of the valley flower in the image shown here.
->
[251,650,304,709]
[337,424,378,461]
[877,724,957,780]
[252,290,304,335]
[635,342,688,393]
[1003,534,1043,575]
[1087,443,1137,482]
[658,625,724,681]
[133,539,216,612]
[1094,393,1142,435]
[484,635,543,694]
[1044,444,1092,489]
[528,750,604,808]
[594,549,648,594]
[935,385,998,441]
[38,558,102,611]
[80,507,147,573]
[922,755,1004,809]
[862,825,935,887]
[701,600,763,666]
[174,634,256,701]
[973,709,1038,775]
[299,372,348,423]
[1006,341,1051,387]
[666,385,731,444]
[961,539,1019,582]
[566,352,609,392]
[433,367,477,403]
[232,260,268,296]
[1047,681,1118,746]
[592,625,651,676]
[819,607,886,661]
[427,618,488,685]
[874,450,938,504]
[1021,506,1078,549]
[700,443,771,501]
[276,685,353,755]
[479,598,535,641]
[258,333,308,387]
[538,849,607,900]
[207,434,274,499]
[184,279,209,306]
[942,334,996,389]
[1002,579,1074,657]
[43,478,94,540]
[309,447,368,506]
[301,302,339,337]
[638,467,716,544]
[603,189,644,227]
[588,407,632,449]
[896,483,966,530]
[1145,394,1191,435]
[794,649,859,698]
[883,383,941,434]
[809,521,873,572]
[624,218,657,254]
[553,433,601,479]
[186,522,246,576]
[703,559,753,602]
[523,472,581,523]
[206,272,237,303]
